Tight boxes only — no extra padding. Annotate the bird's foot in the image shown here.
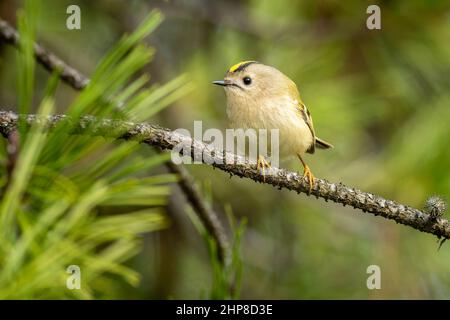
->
[257,155,271,182]
[302,164,315,194]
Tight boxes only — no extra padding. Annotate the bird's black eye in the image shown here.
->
[243,76,252,85]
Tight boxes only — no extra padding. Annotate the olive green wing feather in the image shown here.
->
[297,101,317,154]
[297,101,333,153]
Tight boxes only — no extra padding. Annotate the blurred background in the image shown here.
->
[0,0,449,299]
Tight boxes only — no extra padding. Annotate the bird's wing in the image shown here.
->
[295,100,316,154]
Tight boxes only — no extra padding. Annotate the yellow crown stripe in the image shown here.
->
[228,60,257,73]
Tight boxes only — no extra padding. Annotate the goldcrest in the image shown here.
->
[213,61,333,190]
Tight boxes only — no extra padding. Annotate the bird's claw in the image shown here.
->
[257,155,271,182]
[303,164,315,194]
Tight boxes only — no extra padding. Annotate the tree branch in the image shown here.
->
[0,18,89,90]
[0,110,448,240]
[164,159,229,256]
[0,17,230,263]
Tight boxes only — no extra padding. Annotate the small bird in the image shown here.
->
[213,61,333,191]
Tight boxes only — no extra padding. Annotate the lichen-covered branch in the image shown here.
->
[0,110,448,240]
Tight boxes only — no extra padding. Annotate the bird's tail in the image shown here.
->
[315,137,333,149]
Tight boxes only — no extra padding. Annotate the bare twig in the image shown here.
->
[0,18,89,89]
[0,110,448,240]
[0,16,230,263]
[164,159,229,262]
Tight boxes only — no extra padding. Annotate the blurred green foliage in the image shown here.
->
[0,2,189,299]
[0,0,449,299]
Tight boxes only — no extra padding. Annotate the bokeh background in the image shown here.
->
[0,0,449,299]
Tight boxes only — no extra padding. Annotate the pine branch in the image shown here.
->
[0,110,448,241]
[0,17,229,264]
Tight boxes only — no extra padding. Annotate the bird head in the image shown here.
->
[213,61,299,105]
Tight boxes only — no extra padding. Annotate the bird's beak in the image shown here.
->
[213,79,240,89]
[212,80,227,86]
